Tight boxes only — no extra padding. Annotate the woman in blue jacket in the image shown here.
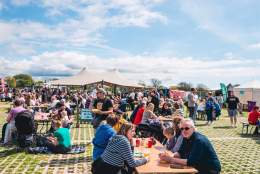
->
[92,115,118,161]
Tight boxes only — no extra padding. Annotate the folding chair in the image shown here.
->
[80,109,93,124]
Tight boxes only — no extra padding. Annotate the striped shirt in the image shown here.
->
[101,135,147,167]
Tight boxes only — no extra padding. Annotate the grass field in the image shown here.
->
[0,102,260,174]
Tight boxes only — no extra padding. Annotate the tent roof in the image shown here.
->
[49,68,143,88]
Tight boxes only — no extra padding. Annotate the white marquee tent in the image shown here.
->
[49,68,143,88]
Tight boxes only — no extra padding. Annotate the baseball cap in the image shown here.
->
[97,88,106,94]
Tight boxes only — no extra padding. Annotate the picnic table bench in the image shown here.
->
[241,121,259,135]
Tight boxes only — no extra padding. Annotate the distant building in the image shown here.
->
[233,80,260,105]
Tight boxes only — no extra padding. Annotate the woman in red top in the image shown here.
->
[133,102,146,125]
[248,106,260,124]
[248,106,260,134]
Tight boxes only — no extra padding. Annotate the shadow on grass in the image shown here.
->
[239,131,260,143]
[213,126,233,129]
[195,123,208,127]
[0,148,23,158]
[40,156,92,167]
[255,139,260,144]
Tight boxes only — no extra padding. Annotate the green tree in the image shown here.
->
[196,83,209,91]
[13,74,34,88]
[5,76,16,88]
[177,82,193,91]
[138,80,146,87]
[34,80,44,87]
[196,83,209,98]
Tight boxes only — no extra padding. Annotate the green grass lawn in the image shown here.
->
[0,101,259,174]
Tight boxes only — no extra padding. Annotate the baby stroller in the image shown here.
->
[136,123,165,143]
[15,110,36,148]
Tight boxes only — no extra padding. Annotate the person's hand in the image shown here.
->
[95,110,103,115]
[159,152,172,163]
[92,109,102,114]
[144,156,150,162]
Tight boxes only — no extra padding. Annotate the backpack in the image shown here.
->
[205,99,214,111]
[214,102,221,117]
[15,110,35,135]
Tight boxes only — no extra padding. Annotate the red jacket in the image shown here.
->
[133,106,145,125]
[248,111,260,125]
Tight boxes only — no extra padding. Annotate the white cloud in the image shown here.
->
[0,0,168,56]
[178,0,260,47]
[1,51,260,88]
[0,1,3,10]
[179,1,240,43]
[247,42,260,49]
[9,43,36,55]
[10,0,33,6]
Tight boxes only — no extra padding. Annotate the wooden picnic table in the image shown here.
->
[29,104,48,108]
[158,116,173,122]
[135,139,197,174]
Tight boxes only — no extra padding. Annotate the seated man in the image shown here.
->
[46,121,71,154]
[248,106,260,134]
[159,118,221,174]
[91,88,113,129]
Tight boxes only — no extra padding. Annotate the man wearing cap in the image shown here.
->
[91,88,113,129]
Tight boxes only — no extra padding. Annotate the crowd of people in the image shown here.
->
[2,84,260,173]
[89,87,223,174]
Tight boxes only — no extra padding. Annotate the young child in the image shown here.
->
[163,127,175,151]
[163,116,184,153]
[60,110,71,129]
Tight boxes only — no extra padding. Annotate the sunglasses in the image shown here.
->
[180,127,191,131]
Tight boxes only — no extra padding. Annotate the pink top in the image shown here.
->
[8,106,26,122]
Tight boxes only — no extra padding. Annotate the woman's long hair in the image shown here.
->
[172,116,183,136]
[145,103,154,112]
[117,122,134,137]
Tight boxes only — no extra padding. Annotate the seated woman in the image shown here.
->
[92,123,148,174]
[141,103,165,142]
[248,106,260,134]
[113,114,128,133]
[159,103,172,117]
[48,102,73,133]
[46,120,71,154]
[4,99,26,145]
[141,103,158,124]
[92,115,118,161]
[133,100,146,125]
[172,103,184,118]
[197,99,205,112]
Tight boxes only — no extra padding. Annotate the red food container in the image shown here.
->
[136,139,140,147]
[147,139,153,148]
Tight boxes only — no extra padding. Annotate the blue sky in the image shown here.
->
[1,0,260,88]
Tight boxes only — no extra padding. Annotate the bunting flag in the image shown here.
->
[1,78,5,91]
[220,83,227,102]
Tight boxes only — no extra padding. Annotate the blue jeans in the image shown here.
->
[188,107,196,121]
[206,109,213,122]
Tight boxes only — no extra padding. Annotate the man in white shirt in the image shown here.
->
[187,88,197,122]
